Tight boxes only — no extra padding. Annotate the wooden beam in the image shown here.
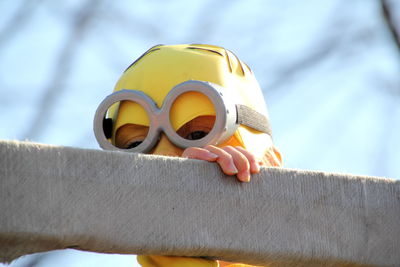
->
[0,140,399,266]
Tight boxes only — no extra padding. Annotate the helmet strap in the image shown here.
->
[235,104,272,136]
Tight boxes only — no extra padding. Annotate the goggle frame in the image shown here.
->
[93,80,238,153]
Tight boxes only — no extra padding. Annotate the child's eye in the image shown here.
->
[126,140,143,149]
[186,131,208,140]
[115,124,149,149]
[176,116,215,141]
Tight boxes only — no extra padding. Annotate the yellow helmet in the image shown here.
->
[104,44,272,158]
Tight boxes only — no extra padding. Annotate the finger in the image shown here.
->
[222,146,251,182]
[234,146,260,173]
[204,145,238,176]
[182,147,219,162]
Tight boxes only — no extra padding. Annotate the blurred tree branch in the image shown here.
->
[266,0,400,94]
[22,0,102,140]
[265,28,345,94]
[264,0,349,93]
[381,0,400,53]
[185,0,237,42]
[100,3,162,39]
[0,0,42,52]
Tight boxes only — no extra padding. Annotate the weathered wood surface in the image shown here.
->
[1,140,399,266]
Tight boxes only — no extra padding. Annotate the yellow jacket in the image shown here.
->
[137,255,261,267]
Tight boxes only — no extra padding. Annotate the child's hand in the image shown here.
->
[182,145,261,182]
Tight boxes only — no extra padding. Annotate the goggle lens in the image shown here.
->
[169,91,216,141]
[112,100,150,150]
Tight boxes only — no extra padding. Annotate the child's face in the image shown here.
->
[114,114,281,183]
[115,115,216,157]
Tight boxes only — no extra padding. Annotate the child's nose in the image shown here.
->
[151,133,183,157]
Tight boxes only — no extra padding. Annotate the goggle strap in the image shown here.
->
[236,104,272,136]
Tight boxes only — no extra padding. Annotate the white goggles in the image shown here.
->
[93,80,271,153]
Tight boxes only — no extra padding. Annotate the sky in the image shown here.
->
[1,0,399,178]
[1,0,399,266]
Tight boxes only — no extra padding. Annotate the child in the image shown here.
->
[94,44,282,266]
